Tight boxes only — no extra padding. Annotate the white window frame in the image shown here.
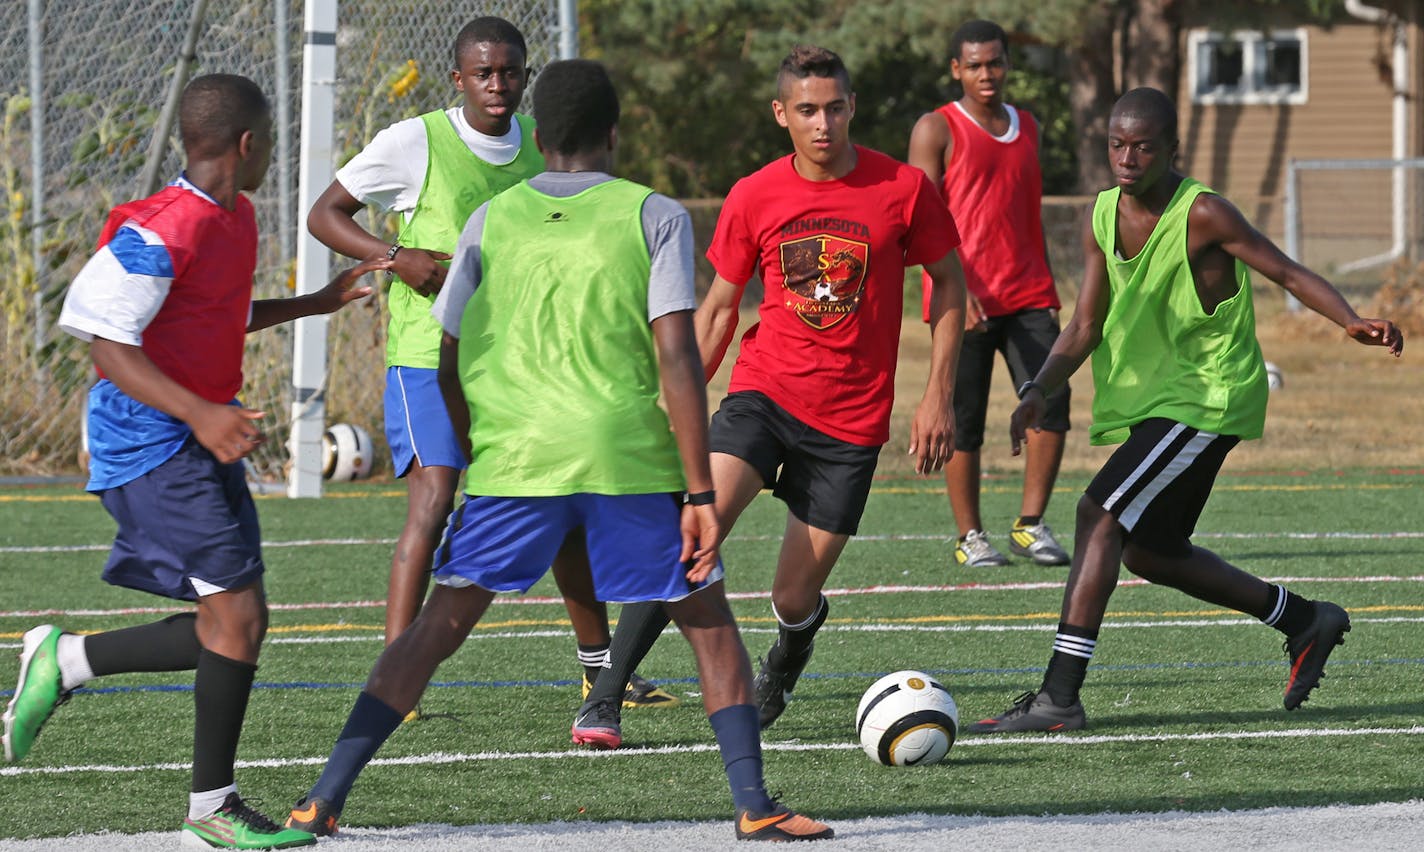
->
[1188,28,1309,106]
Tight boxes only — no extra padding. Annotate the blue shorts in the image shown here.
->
[97,438,264,601]
[384,366,468,477]
[432,493,723,603]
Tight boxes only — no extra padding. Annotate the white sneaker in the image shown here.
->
[1009,522,1071,566]
[954,530,1010,567]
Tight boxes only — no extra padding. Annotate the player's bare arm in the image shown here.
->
[436,333,473,461]
[246,258,388,331]
[1190,193,1403,356]
[653,309,720,581]
[308,180,452,296]
[1011,213,1110,454]
[693,274,743,381]
[907,113,984,331]
[90,338,264,464]
[910,249,967,475]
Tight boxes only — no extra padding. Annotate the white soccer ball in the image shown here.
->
[322,423,374,481]
[1264,361,1284,391]
[855,670,958,767]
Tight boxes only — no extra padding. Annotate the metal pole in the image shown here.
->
[288,0,339,499]
[137,0,212,198]
[275,0,293,269]
[558,0,578,59]
[27,0,46,360]
[1283,160,1301,312]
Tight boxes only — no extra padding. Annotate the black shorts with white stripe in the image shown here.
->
[1084,418,1239,558]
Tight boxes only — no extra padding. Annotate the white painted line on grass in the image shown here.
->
[4,725,1420,778]
[6,529,1424,555]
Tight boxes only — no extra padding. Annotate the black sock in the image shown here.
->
[577,643,610,685]
[1017,515,1042,527]
[85,613,202,676]
[775,596,829,658]
[1261,585,1315,636]
[1040,623,1097,707]
[191,649,256,794]
[586,602,670,705]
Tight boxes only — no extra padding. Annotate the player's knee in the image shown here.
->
[1075,494,1117,539]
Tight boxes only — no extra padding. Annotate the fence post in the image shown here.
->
[558,0,578,58]
[288,0,338,498]
[137,0,211,199]
[1283,159,1301,312]
[27,0,46,364]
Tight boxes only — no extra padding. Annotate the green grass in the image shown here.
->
[2,470,1423,838]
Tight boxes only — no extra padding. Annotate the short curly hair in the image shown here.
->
[179,74,269,158]
[454,16,526,68]
[532,60,619,156]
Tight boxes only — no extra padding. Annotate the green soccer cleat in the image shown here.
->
[181,793,316,849]
[3,625,69,763]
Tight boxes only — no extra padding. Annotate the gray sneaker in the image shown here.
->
[954,530,1010,567]
[965,690,1086,733]
[1009,522,1071,566]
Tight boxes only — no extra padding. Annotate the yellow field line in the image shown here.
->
[10,605,1421,641]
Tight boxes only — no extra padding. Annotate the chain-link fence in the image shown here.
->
[1,0,561,480]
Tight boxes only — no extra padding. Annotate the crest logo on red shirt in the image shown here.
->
[778,234,869,330]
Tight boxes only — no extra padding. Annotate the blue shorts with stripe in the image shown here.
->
[97,438,264,601]
[383,365,468,477]
[432,493,723,603]
[1085,418,1238,559]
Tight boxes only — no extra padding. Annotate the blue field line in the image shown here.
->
[7,657,1422,699]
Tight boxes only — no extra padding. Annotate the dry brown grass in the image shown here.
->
[713,285,1421,479]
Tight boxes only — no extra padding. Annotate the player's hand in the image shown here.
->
[964,292,988,333]
[1345,318,1404,356]
[191,402,266,464]
[391,247,453,297]
[1010,391,1046,456]
[908,396,954,475]
[313,258,391,313]
[680,503,721,584]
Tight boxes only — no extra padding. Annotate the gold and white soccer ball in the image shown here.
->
[321,423,374,481]
[855,670,958,766]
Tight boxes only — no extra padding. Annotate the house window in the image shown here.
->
[1189,29,1308,105]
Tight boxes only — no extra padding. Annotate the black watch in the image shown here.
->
[1016,380,1045,400]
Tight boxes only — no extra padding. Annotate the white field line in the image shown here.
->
[4,575,1423,620]
[6,529,1424,556]
[3,725,1421,778]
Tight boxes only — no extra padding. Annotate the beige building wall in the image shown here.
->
[1174,10,1420,272]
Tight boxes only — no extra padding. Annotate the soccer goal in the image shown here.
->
[3,1,572,493]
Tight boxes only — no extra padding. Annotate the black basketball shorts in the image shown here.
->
[1084,418,1239,558]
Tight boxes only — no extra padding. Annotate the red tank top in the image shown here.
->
[920,102,1058,320]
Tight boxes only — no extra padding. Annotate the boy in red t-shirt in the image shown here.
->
[573,46,967,740]
[908,19,1071,569]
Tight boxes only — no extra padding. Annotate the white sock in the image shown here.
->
[55,634,94,691]
[188,783,238,821]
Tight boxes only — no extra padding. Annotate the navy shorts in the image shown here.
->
[432,492,724,603]
[384,366,468,477]
[708,391,880,536]
[98,438,264,601]
[954,308,1070,451]
[1084,418,1239,559]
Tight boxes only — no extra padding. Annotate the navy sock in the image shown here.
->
[307,691,404,812]
[708,704,774,813]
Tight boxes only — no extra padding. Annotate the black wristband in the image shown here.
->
[1017,380,1045,400]
[684,490,716,506]
[386,243,403,260]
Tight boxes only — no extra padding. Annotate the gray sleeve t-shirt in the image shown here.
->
[433,171,696,338]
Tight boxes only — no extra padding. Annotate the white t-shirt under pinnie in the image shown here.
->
[335,106,523,213]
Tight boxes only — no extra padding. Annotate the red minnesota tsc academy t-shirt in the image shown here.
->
[708,146,960,446]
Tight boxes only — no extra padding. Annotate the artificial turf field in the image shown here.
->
[1,470,1421,839]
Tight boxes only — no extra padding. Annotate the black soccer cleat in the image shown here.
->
[753,642,814,730]
[1283,600,1351,710]
[965,690,1086,734]
[286,795,340,837]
